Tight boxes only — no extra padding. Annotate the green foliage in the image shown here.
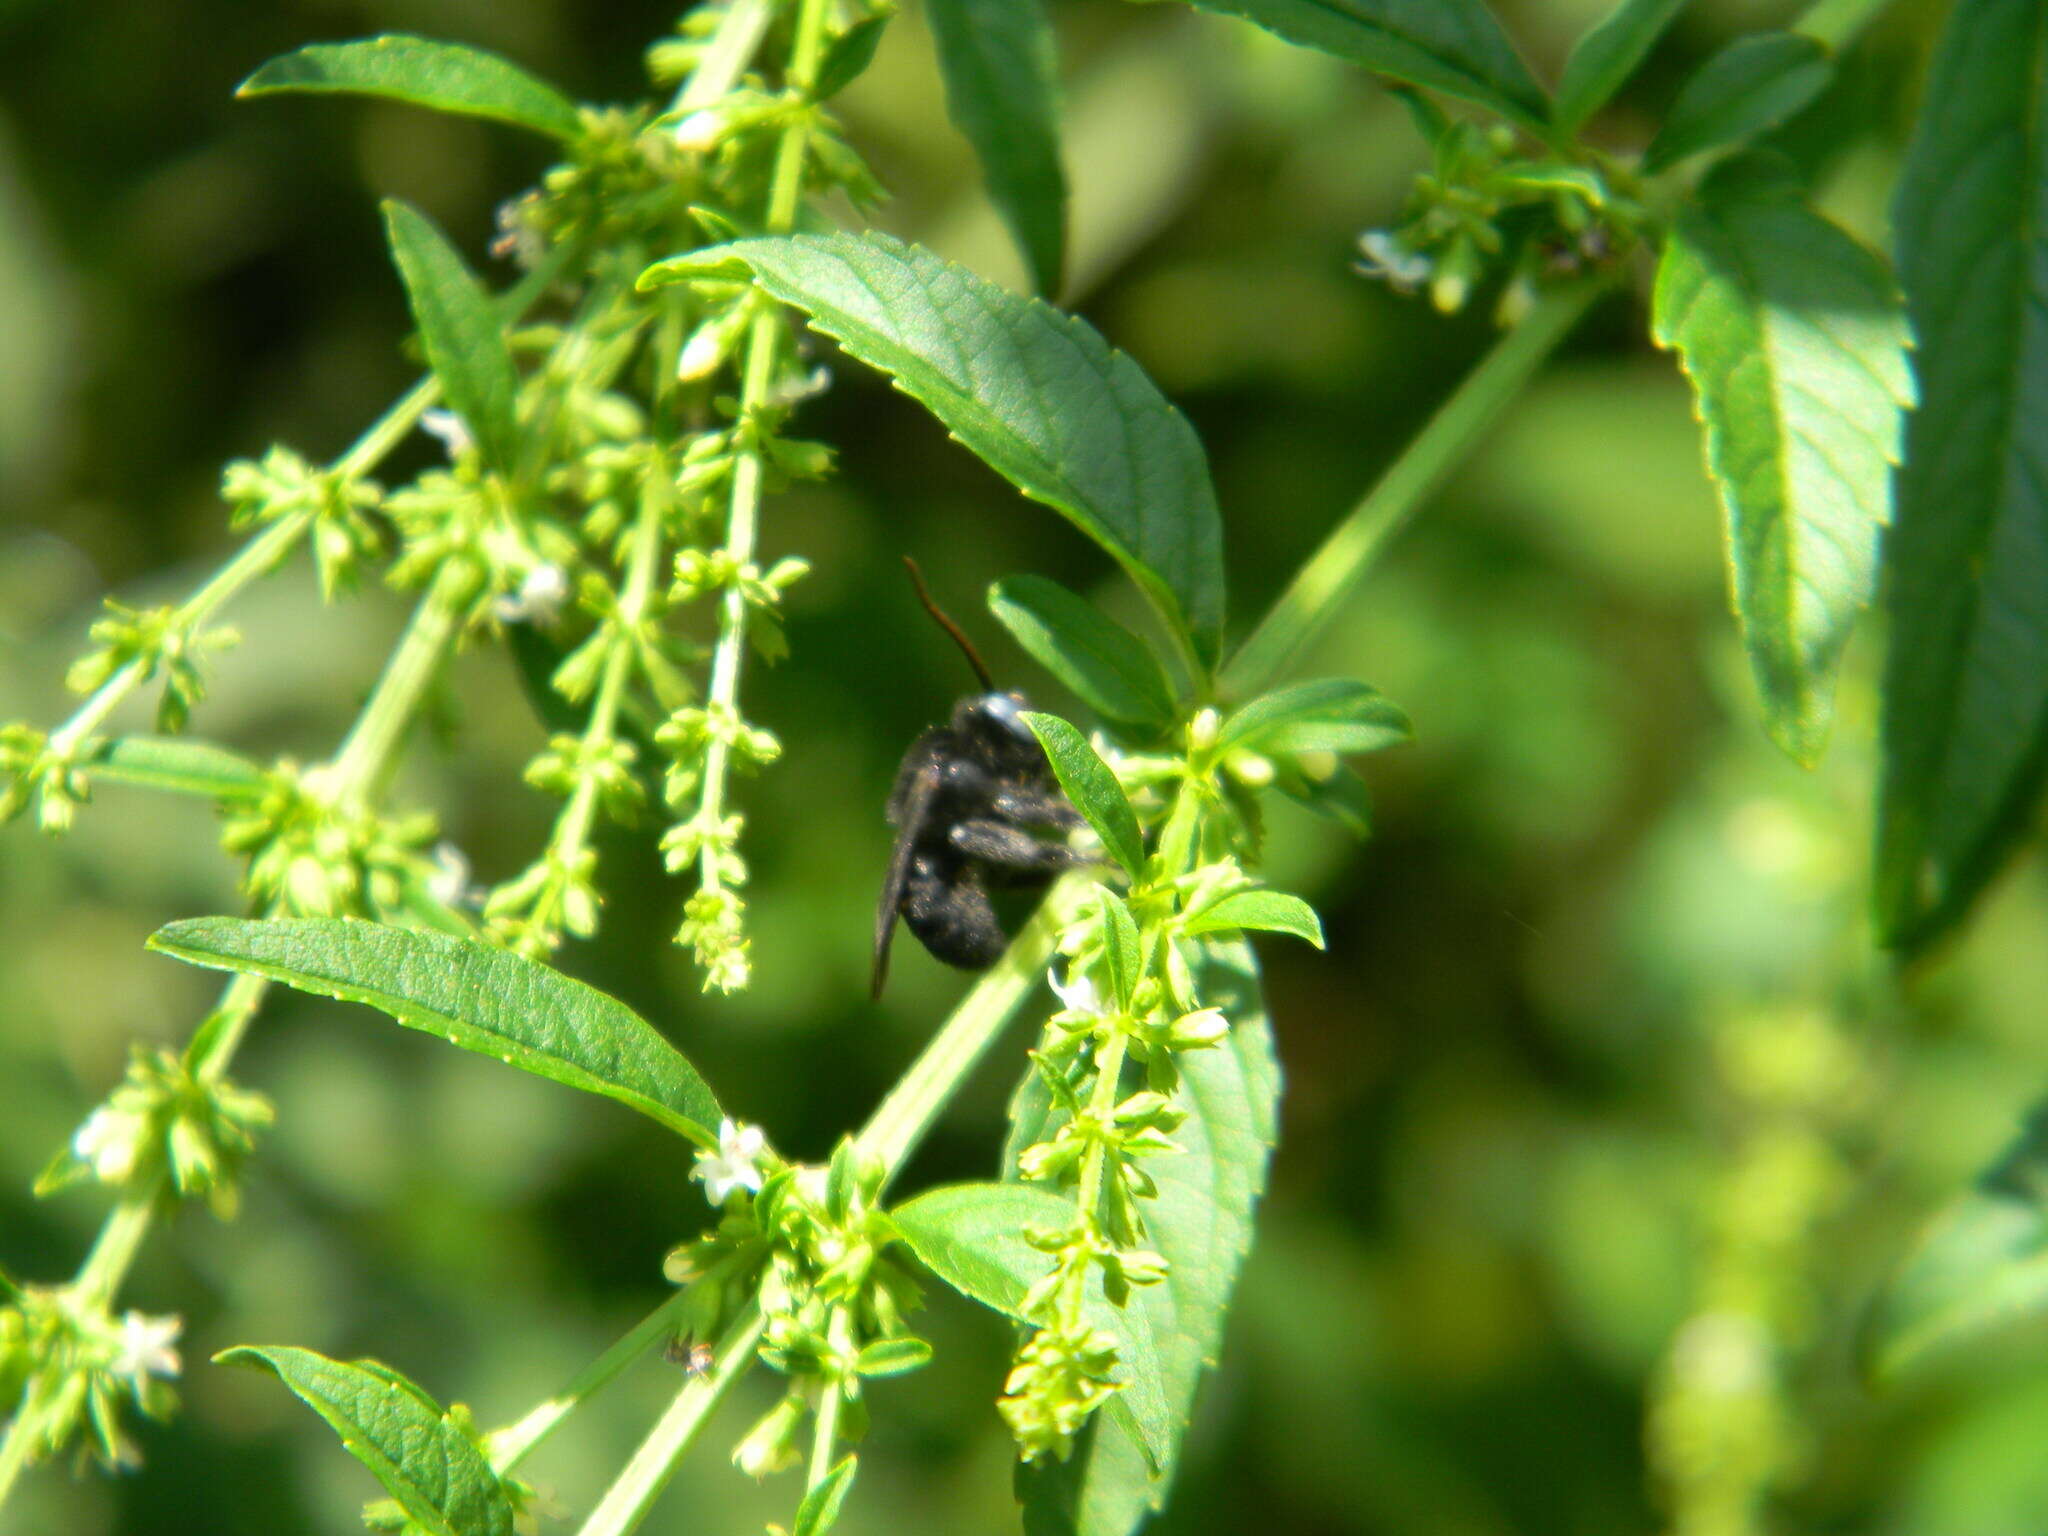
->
[1642,32,1835,174]
[1216,677,1411,756]
[989,576,1178,731]
[792,1455,859,1535]
[1019,713,1144,878]
[215,1346,517,1536]
[147,918,723,1146]
[67,737,270,804]
[644,233,1226,671]
[926,0,1068,296]
[1009,942,1279,1535]
[237,34,583,141]
[1865,1110,2048,1385]
[891,1182,1084,1317]
[1552,0,1687,133]
[1875,0,2048,952]
[381,201,523,478]
[1175,0,1548,127]
[1652,153,1913,763]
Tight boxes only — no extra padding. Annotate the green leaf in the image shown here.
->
[383,200,522,477]
[1182,889,1324,948]
[989,576,1178,731]
[1020,712,1144,878]
[1642,32,1833,173]
[1177,0,1548,127]
[814,14,891,100]
[1099,888,1142,1011]
[238,35,582,141]
[643,233,1225,671]
[215,1345,514,1536]
[888,1182,1173,1468]
[74,735,269,801]
[148,917,722,1146]
[853,1337,932,1377]
[1552,0,1686,133]
[1875,0,2048,952]
[1217,678,1411,757]
[1274,761,1373,835]
[1010,940,1280,1534]
[1863,1108,2048,1385]
[1650,154,1913,763]
[926,0,1067,297]
[792,1455,859,1536]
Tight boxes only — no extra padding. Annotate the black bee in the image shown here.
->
[872,561,1084,999]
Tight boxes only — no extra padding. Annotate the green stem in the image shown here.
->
[808,1308,855,1491]
[72,1199,156,1307]
[1220,278,1605,699]
[0,1407,33,1508]
[572,1305,768,1536]
[856,877,1088,1182]
[676,0,777,112]
[325,574,466,807]
[1072,1031,1130,1233]
[491,1287,698,1472]
[692,0,831,931]
[556,483,669,860]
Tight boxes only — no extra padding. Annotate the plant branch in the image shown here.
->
[491,1287,698,1473]
[1221,277,1606,698]
[571,1305,768,1536]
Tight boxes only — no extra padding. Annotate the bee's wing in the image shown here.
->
[873,758,944,999]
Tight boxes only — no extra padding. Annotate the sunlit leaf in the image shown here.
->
[239,35,582,141]
[990,575,1178,731]
[383,200,522,476]
[1651,153,1913,763]
[74,735,269,802]
[216,1345,514,1536]
[1217,679,1411,758]
[148,917,722,1146]
[1181,889,1323,948]
[644,234,1225,670]
[1021,712,1144,878]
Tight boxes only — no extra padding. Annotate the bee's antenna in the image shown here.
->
[903,556,995,691]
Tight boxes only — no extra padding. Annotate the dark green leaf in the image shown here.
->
[74,735,269,802]
[1274,761,1373,835]
[1553,0,1686,133]
[643,234,1225,670]
[1217,679,1411,757]
[1020,712,1143,877]
[1642,32,1833,173]
[383,200,522,476]
[1177,0,1547,127]
[889,1182,1172,1467]
[1864,1106,2048,1384]
[792,1455,859,1536]
[239,35,582,141]
[1182,890,1324,948]
[814,15,891,101]
[148,917,722,1145]
[215,1345,513,1536]
[1010,941,1280,1534]
[1651,154,1912,763]
[926,0,1067,296]
[989,576,1178,730]
[1876,0,2048,951]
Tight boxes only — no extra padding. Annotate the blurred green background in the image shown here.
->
[6,1,2047,1532]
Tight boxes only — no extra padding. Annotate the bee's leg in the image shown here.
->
[902,861,1010,969]
[950,818,1081,870]
[990,788,1085,830]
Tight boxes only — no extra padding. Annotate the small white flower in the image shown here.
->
[493,564,571,626]
[1354,229,1432,293]
[1049,962,1101,1016]
[693,1117,768,1205]
[677,322,731,382]
[108,1311,182,1391]
[73,1107,144,1184]
[420,409,475,461]
[426,842,476,908]
[765,364,833,408]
